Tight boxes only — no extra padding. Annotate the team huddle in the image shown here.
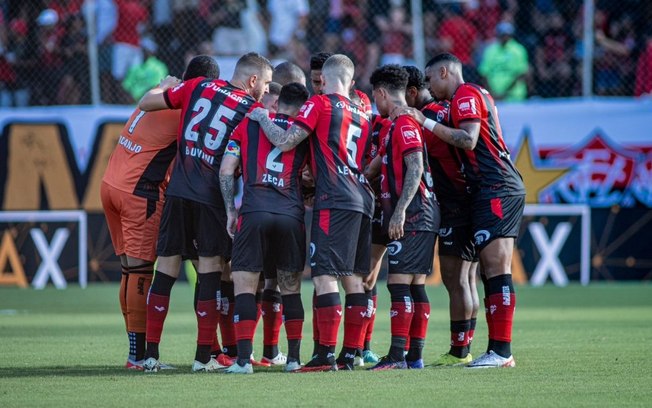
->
[101,50,525,374]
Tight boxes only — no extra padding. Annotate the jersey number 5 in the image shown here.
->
[184,98,236,150]
[346,124,361,169]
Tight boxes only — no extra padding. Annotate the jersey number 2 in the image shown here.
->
[184,98,236,150]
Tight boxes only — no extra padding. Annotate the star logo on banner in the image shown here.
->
[513,134,570,204]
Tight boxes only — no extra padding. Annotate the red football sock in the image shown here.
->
[312,291,319,342]
[390,301,413,340]
[220,302,236,349]
[343,305,369,349]
[365,294,377,343]
[196,299,219,346]
[410,301,430,342]
[317,305,342,347]
[484,296,492,340]
[488,293,516,342]
[146,293,169,343]
[262,295,282,347]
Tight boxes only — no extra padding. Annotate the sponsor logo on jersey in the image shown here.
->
[457,96,478,117]
[401,126,420,144]
[299,101,315,118]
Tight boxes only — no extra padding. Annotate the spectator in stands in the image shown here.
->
[478,21,529,101]
[436,4,480,83]
[122,38,168,102]
[436,4,478,67]
[377,5,413,66]
[267,0,309,58]
[33,8,64,105]
[82,0,117,102]
[534,11,574,98]
[635,27,652,97]
[57,13,90,104]
[201,0,248,56]
[112,0,148,82]
[594,13,636,95]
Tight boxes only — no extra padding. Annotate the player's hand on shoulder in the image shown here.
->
[247,107,269,122]
[158,75,182,91]
[393,107,426,124]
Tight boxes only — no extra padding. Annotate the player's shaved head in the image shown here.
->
[267,81,282,96]
[321,54,354,85]
[183,55,220,80]
[273,62,306,86]
[234,52,274,77]
[425,53,462,75]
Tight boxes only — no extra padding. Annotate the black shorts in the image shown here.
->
[371,201,389,246]
[157,196,231,258]
[439,197,473,227]
[231,212,306,276]
[438,224,477,262]
[387,231,436,275]
[471,195,525,251]
[310,209,371,277]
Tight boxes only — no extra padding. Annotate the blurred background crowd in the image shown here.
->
[1,0,651,107]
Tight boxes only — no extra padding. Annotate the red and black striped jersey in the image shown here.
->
[368,114,392,196]
[421,100,469,202]
[380,114,439,233]
[450,83,525,199]
[293,93,374,217]
[163,77,258,207]
[230,113,308,221]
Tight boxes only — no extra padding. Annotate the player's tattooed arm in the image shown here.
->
[219,151,240,239]
[435,120,480,150]
[388,151,423,240]
[394,107,479,150]
[248,107,309,152]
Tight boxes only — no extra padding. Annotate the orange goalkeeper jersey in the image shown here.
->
[102,108,180,201]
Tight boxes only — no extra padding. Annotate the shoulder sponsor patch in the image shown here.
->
[400,125,421,144]
[171,82,185,93]
[456,96,478,117]
[299,101,315,119]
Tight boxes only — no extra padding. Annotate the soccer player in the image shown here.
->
[137,52,273,373]
[402,53,525,368]
[219,82,311,374]
[356,93,393,367]
[261,82,282,112]
[273,61,307,86]
[309,52,332,95]
[101,55,220,370]
[366,65,439,370]
[249,54,374,371]
[404,65,480,366]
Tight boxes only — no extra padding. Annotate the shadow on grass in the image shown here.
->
[0,364,289,378]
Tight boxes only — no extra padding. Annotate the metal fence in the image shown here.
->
[1,0,651,107]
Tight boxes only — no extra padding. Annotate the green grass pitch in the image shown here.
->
[1,283,650,407]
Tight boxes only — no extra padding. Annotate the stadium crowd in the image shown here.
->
[1,0,652,107]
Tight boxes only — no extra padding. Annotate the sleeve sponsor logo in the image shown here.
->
[437,109,445,123]
[299,101,315,118]
[457,96,478,117]
[171,82,185,93]
[400,125,421,144]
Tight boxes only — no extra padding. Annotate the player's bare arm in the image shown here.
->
[248,107,310,152]
[396,107,480,150]
[219,141,241,238]
[388,151,423,240]
[138,75,181,111]
[365,154,381,180]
